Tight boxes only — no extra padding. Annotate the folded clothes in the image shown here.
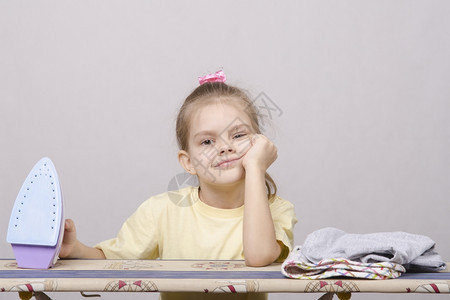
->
[282,227,446,280]
[282,246,405,279]
[301,227,446,271]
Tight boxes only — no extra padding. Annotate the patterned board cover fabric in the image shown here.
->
[0,259,448,294]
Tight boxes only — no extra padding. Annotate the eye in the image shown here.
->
[233,132,247,139]
[201,139,214,146]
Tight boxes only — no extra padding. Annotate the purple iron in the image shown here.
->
[7,157,64,269]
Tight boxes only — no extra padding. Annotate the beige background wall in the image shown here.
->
[1,1,449,299]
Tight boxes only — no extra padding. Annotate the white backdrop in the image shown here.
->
[1,1,449,299]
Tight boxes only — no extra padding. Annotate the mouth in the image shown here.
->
[214,157,242,169]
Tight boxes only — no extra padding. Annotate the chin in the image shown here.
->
[212,168,245,185]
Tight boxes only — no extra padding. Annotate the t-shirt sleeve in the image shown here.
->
[95,199,159,259]
[270,196,298,262]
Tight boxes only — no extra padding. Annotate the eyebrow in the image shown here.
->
[193,130,216,139]
[193,124,252,139]
[231,124,251,131]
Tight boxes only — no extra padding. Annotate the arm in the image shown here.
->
[59,219,106,259]
[242,135,281,267]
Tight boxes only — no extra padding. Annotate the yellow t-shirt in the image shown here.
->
[96,186,297,299]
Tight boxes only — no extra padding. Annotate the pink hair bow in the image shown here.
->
[198,70,227,85]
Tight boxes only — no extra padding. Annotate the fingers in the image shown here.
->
[252,134,278,156]
[60,219,78,258]
[242,134,278,171]
[64,219,76,232]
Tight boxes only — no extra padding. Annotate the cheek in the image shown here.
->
[235,137,252,155]
[192,147,218,164]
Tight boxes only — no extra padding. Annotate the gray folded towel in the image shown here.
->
[301,227,446,271]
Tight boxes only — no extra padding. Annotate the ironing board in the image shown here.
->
[0,259,449,295]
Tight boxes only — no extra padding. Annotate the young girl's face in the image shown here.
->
[182,100,255,187]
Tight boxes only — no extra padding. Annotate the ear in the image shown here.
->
[178,150,197,175]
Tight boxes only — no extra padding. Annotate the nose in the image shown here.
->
[218,141,235,155]
[220,147,234,155]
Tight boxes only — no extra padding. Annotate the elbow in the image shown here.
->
[244,243,282,267]
[244,253,278,267]
[244,242,281,267]
[245,257,272,267]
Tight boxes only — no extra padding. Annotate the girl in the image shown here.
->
[60,71,297,299]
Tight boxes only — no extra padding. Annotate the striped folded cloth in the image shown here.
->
[282,246,405,280]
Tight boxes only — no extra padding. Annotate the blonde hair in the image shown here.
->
[176,82,277,200]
